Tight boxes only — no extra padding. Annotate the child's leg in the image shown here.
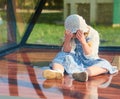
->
[42,63,64,79]
[52,63,64,73]
[72,66,108,82]
[86,66,108,77]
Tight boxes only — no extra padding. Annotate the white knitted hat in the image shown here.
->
[64,14,88,33]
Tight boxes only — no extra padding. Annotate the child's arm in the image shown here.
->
[62,30,73,52]
[76,30,92,55]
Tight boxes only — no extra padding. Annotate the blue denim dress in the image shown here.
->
[51,28,118,74]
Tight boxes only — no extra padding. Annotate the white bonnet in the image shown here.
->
[64,14,88,33]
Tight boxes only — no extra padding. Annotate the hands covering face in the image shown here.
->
[64,30,87,44]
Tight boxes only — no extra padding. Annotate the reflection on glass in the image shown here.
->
[0,0,38,51]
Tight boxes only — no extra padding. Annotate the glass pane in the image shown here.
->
[0,0,17,51]
[27,0,64,46]
[0,0,39,51]
[27,10,64,45]
[15,0,39,43]
[27,0,120,47]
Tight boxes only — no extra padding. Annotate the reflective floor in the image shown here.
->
[0,48,120,99]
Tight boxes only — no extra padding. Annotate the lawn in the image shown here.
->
[94,25,120,46]
[0,11,120,47]
[27,12,120,47]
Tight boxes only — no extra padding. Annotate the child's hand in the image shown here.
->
[76,30,86,45]
[63,30,73,52]
[76,30,92,55]
[64,30,73,41]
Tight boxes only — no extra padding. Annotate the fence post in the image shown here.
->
[113,0,120,27]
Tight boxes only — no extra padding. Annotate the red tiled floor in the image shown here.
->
[0,48,120,99]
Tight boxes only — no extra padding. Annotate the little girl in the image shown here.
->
[42,14,118,82]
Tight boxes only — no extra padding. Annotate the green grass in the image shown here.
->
[28,13,120,46]
[1,11,120,47]
[27,23,64,45]
[27,12,120,46]
[27,23,120,46]
[94,26,120,46]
